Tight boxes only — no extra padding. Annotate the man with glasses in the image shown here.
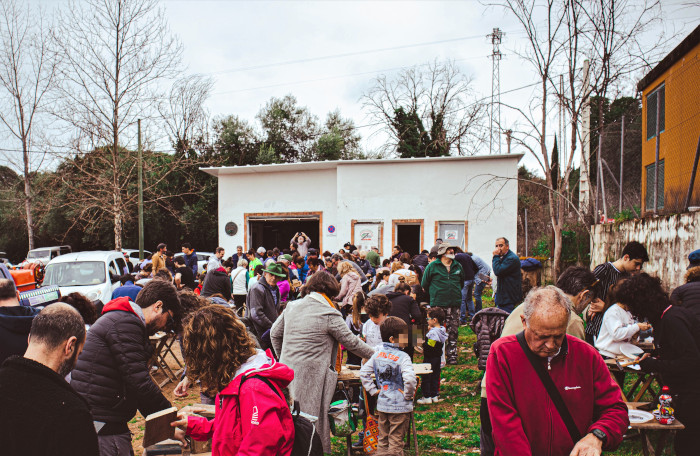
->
[71,280,183,456]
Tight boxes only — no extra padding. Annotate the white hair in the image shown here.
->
[237,258,248,268]
[522,286,572,326]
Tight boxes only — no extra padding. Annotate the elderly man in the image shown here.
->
[486,287,628,456]
[492,237,522,313]
[421,243,464,364]
[0,304,99,455]
[479,267,603,454]
[248,262,285,349]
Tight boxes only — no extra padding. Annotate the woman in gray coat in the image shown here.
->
[271,271,375,453]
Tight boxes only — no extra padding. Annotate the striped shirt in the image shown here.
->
[585,262,623,343]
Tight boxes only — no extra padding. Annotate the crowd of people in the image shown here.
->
[0,232,699,456]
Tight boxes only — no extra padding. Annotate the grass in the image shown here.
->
[133,290,655,455]
[325,291,658,455]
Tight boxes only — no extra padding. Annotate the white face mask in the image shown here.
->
[445,254,455,260]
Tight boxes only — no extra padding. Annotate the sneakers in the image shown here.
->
[417,397,433,405]
[431,396,442,403]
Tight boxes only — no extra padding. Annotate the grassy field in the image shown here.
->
[133,293,656,455]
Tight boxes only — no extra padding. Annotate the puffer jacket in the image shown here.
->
[187,350,294,456]
[470,307,510,370]
[71,297,170,433]
[335,271,362,309]
[360,342,417,414]
[201,268,232,301]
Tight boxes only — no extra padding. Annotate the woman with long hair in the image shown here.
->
[617,273,700,456]
[335,261,363,314]
[271,271,375,453]
[172,305,295,455]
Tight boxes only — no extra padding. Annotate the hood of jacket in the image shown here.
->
[101,296,145,324]
[220,349,294,397]
[0,305,39,335]
[427,326,448,343]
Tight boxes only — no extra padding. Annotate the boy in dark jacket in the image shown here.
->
[417,308,448,405]
[71,280,183,456]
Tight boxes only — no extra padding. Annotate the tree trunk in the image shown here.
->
[23,164,34,251]
[552,222,563,280]
[113,192,122,250]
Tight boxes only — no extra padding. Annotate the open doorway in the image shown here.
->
[395,223,422,256]
[247,215,321,252]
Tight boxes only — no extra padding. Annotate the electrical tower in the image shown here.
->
[488,28,504,155]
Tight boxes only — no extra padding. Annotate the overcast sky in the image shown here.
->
[3,0,699,173]
[163,0,699,169]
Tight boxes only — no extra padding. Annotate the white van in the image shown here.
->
[43,251,129,303]
[22,245,72,266]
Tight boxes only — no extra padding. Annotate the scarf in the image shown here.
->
[321,293,343,373]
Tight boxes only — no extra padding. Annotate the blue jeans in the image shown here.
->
[471,281,486,316]
[460,280,474,323]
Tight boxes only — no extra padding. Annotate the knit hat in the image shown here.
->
[688,249,700,270]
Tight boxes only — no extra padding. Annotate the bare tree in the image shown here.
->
[0,0,59,250]
[159,74,214,154]
[493,0,663,279]
[52,0,183,249]
[363,60,487,157]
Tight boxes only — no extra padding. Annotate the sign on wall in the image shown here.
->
[355,223,380,252]
[327,225,337,237]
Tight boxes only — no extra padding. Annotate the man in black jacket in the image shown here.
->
[200,262,232,300]
[71,280,182,455]
[0,278,40,365]
[0,303,99,455]
[455,250,478,325]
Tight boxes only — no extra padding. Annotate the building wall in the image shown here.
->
[641,42,700,213]
[590,211,700,290]
[214,156,520,264]
[217,167,337,253]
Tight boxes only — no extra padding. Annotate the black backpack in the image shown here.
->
[239,375,324,456]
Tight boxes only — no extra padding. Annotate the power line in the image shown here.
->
[209,33,515,75]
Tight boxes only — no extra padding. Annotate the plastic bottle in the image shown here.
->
[656,386,675,425]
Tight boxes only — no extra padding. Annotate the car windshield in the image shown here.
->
[27,250,51,259]
[44,261,106,287]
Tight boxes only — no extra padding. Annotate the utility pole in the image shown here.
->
[524,208,529,256]
[138,119,144,260]
[599,131,608,222]
[488,28,504,155]
[619,116,625,213]
[579,60,591,217]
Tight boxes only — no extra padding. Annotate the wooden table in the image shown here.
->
[605,359,661,402]
[627,402,684,456]
[338,363,432,456]
[149,332,184,388]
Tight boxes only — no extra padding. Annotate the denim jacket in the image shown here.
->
[360,342,416,413]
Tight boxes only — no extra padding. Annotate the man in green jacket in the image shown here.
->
[492,237,522,313]
[421,243,464,364]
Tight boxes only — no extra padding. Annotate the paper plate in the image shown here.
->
[629,409,654,424]
[620,343,645,359]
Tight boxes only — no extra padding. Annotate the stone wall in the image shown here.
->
[590,212,700,291]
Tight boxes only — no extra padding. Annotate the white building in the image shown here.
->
[202,154,522,262]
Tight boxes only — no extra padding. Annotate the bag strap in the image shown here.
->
[239,374,283,401]
[515,331,582,444]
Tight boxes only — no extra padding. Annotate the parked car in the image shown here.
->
[121,249,152,268]
[20,245,72,267]
[43,251,129,303]
[174,251,214,273]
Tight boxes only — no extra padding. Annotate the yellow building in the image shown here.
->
[638,25,700,214]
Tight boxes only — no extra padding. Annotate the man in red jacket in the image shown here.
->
[486,286,629,456]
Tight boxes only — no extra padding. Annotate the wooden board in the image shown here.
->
[338,363,432,381]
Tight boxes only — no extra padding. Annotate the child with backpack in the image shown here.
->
[416,308,448,405]
[360,317,417,455]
